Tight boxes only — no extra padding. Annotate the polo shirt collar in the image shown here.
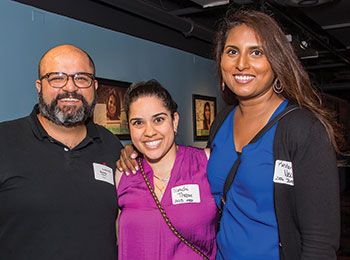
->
[29,104,100,141]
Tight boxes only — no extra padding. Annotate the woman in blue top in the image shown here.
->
[208,9,341,260]
[117,9,341,260]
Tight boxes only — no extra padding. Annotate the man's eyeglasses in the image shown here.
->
[40,72,95,89]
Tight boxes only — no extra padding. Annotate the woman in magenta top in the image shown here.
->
[115,80,217,260]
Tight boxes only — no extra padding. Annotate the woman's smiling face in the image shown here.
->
[220,24,275,101]
[128,95,179,163]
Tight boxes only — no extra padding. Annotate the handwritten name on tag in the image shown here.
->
[93,163,114,185]
[171,184,200,205]
[273,160,294,186]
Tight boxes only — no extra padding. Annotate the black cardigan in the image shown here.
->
[209,105,340,259]
[273,107,339,260]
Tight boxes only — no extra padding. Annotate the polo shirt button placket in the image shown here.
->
[64,147,69,152]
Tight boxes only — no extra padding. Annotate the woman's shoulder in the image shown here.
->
[178,145,208,163]
[115,165,145,195]
[179,145,205,154]
[280,106,320,130]
[278,106,328,144]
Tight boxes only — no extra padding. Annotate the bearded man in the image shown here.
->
[0,45,122,260]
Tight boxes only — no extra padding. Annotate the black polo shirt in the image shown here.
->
[0,105,122,260]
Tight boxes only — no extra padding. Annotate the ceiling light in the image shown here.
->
[299,40,309,50]
[285,34,293,42]
[189,0,230,8]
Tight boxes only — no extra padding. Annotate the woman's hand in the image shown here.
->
[116,144,139,175]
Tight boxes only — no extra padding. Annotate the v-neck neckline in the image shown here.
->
[232,99,288,154]
[142,145,184,204]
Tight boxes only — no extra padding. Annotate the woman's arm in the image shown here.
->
[117,145,212,171]
[204,148,210,160]
[115,169,123,188]
[293,119,340,259]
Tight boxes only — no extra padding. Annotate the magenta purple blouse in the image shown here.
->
[117,145,217,260]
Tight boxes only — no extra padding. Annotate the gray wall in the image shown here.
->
[0,0,222,147]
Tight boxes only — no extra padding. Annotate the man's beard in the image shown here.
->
[38,91,96,127]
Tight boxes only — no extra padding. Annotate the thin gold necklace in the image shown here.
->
[153,174,170,182]
[154,181,166,195]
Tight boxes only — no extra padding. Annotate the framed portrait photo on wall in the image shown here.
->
[192,94,217,141]
[93,77,130,140]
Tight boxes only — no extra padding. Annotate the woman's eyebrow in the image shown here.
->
[152,112,168,118]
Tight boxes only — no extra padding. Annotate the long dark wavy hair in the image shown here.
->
[214,9,343,153]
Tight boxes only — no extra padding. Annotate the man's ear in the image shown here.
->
[94,79,98,91]
[35,80,42,94]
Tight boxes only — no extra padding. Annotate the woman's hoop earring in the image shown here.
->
[273,79,283,94]
[221,81,225,91]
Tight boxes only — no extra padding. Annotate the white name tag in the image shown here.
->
[93,163,114,185]
[273,160,294,186]
[171,184,200,205]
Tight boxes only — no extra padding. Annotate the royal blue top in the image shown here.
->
[208,100,288,260]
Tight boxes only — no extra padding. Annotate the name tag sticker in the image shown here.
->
[93,163,114,185]
[273,160,294,186]
[171,184,200,205]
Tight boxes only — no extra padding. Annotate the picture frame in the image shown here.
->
[93,77,130,140]
[192,94,217,141]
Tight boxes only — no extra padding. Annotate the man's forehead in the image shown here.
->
[40,45,92,74]
[43,47,87,64]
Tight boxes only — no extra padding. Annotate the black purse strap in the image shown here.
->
[220,105,299,211]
